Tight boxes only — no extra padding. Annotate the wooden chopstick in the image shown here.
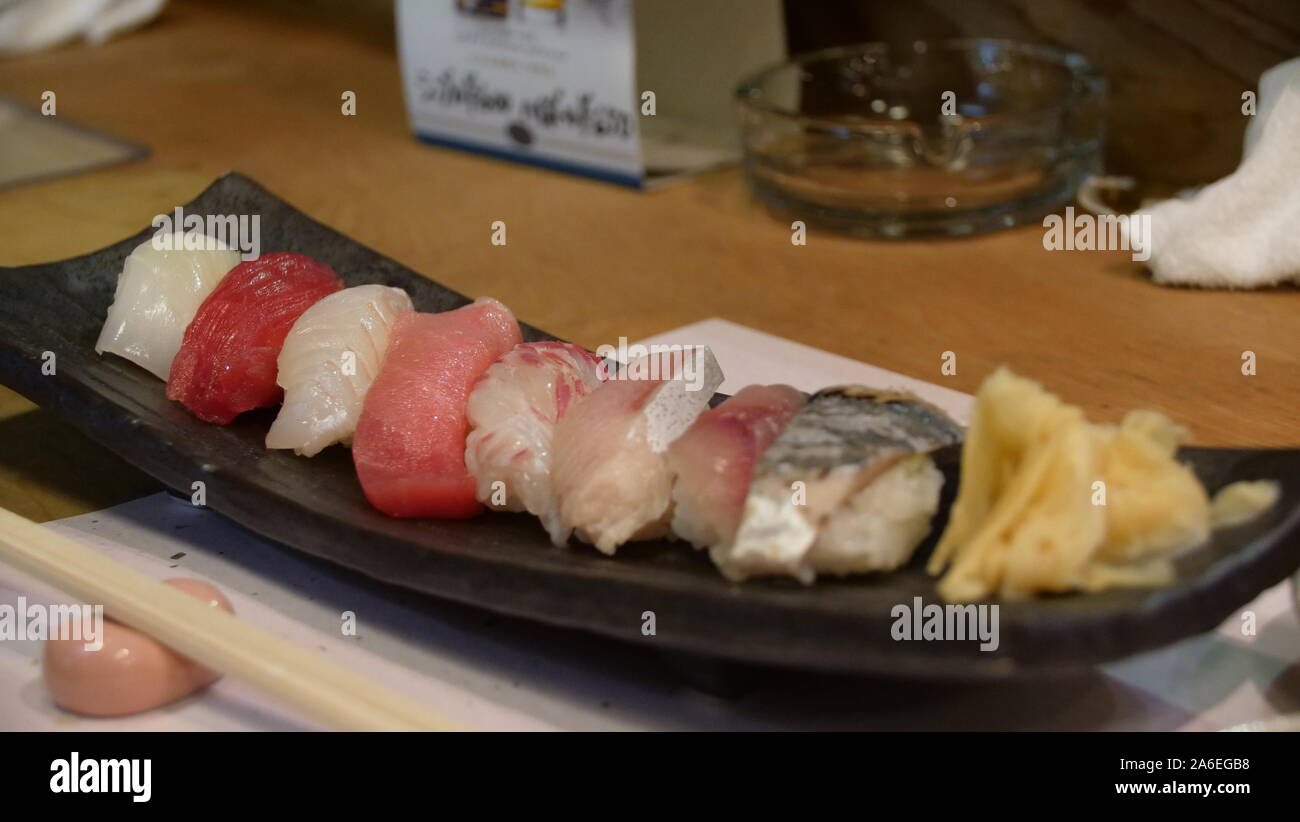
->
[0,505,460,732]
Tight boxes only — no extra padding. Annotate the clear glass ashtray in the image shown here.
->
[735,39,1106,238]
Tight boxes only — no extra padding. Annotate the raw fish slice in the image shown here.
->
[266,285,413,456]
[353,298,522,519]
[666,384,805,549]
[166,253,343,424]
[552,347,723,554]
[715,386,963,582]
[465,342,605,543]
[95,231,240,380]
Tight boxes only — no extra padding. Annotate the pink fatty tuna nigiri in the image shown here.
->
[551,347,723,554]
[465,342,605,544]
[665,385,806,549]
[352,298,522,519]
[166,253,344,424]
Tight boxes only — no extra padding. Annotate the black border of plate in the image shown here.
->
[2,172,1299,679]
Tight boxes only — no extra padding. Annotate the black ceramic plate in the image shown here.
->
[2,173,1298,679]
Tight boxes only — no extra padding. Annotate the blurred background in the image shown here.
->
[785,0,1299,190]
[218,0,1300,191]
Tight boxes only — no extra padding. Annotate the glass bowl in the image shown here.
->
[735,39,1106,238]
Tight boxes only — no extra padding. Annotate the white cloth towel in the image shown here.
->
[1134,57,1300,289]
[0,0,164,57]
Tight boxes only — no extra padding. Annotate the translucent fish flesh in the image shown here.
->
[665,384,805,549]
[265,285,413,456]
[465,341,605,544]
[352,298,522,519]
[551,347,723,554]
[95,231,240,380]
[166,253,344,424]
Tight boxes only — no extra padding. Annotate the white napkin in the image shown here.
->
[1134,57,1300,289]
[0,0,164,56]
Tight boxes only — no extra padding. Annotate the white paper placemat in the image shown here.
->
[1,319,1295,730]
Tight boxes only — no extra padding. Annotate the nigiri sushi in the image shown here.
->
[95,231,240,380]
[551,347,723,554]
[352,298,522,519]
[713,387,962,582]
[166,253,344,424]
[465,341,605,544]
[665,384,806,549]
[265,284,414,456]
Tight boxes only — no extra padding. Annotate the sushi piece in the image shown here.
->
[551,347,723,554]
[665,384,806,549]
[265,285,414,456]
[166,253,344,424]
[713,387,963,583]
[352,298,522,519]
[464,342,605,544]
[95,231,240,380]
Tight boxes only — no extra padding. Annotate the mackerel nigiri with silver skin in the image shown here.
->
[465,341,606,544]
[266,284,413,456]
[666,384,806,550]
[714,387,963,583]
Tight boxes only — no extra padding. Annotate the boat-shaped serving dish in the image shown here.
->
[2,173,1298,679]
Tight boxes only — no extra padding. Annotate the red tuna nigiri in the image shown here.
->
[166,253,344,424]
[665,384,806,549]
[352,298,522,518]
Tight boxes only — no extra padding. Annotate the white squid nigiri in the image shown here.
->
[551,347,723,554]
[95,231,240,380]
[465,342,605,543]
[265,284,413,456]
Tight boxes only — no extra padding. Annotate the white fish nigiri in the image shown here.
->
[552,347,723,554]
[95,231,240,380]
[265,284,413,456]
[465,342,605,543]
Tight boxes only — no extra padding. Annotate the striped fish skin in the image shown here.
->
[756,387,963,478]
[713,387,963,583]
[266,285,413,456]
